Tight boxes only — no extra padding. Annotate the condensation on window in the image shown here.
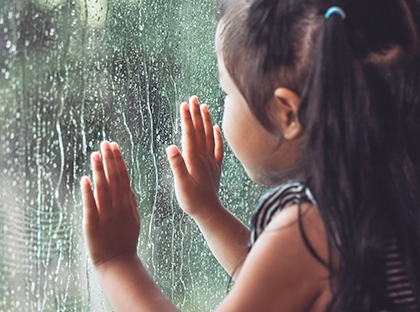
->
[0,1,266,311]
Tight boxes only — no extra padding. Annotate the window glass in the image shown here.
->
[0,1,266,310]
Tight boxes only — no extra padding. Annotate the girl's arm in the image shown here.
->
[216,203,332,312]
[81,142,179,311]
[82,141,330,311]
[91,252,179,312]
[166,96,250,278]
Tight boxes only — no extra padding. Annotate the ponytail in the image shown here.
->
[299,4,420,311]
[220,0,420,309]
[300,9,375,310]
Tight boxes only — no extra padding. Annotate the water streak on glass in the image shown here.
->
[0,0,266,311]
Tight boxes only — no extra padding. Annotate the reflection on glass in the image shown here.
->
[0,1,266,310]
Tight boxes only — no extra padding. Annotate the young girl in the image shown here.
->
[81,0,420,311]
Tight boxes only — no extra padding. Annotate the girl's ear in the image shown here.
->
[271,88,303,140]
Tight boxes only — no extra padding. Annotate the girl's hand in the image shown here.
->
[81,141,140,268]
[167,96,224,220]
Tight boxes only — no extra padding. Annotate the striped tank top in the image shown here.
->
[248,180,419,311]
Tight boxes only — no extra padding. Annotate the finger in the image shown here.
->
[91,151,112,214]
[201,104,215,154]
[167,145,191,184]
[110,142,133,209]
[189,96,206,152]
[181,102,198,161]
[101,141,122,208]
[80,176,99,225]
[214,125,224,167]
[110,142,130,190]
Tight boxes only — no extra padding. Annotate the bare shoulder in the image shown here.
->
[217,203,332,312]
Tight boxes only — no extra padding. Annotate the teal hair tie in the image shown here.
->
[325,6,346,20]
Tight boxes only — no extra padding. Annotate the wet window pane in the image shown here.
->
[0,1,266,310]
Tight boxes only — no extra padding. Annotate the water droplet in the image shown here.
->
[5,71,10,79]
[6,40,11,48]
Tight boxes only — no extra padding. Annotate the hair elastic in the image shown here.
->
[324,6,346,20]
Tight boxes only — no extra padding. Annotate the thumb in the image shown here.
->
[166,145,190,182]
[80,176,99,225]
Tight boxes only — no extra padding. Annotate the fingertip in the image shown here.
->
[201,104,209,114]
[81,176,91,186]
[91,151,101,162]
[166,145,180,158]
[111,141,119,148]
[190,95,198,104]
[101,140,111,151]
[110,141,120,152]
[215,125,224,144]
[180,102,189,112]
[214,125,224,164]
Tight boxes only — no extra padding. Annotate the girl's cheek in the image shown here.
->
[222,98,235,152]
[221,101,230,141]
[221,97,228,130]
[221,107,229,143]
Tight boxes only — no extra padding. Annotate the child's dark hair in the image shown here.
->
[219,0,420,311]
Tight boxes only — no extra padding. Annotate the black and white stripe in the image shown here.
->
[248,180,419,311]
[381,234,419,311]
[249,180,316,248]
